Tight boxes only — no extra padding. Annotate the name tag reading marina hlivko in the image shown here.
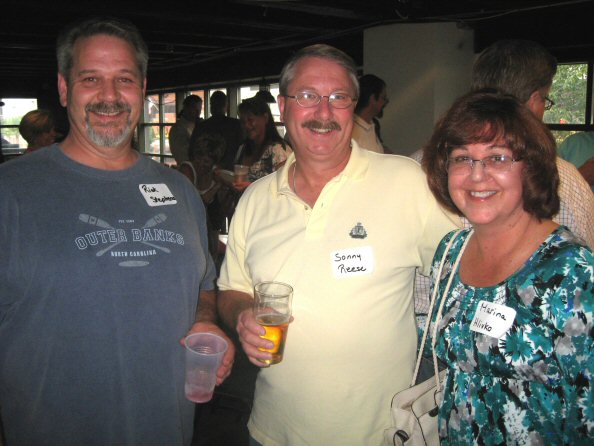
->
[331,246,374,278]
[470,300,516,338]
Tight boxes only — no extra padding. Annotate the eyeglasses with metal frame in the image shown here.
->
[544,96,555,111]
[447,154,521,175]
[283,91,356,109]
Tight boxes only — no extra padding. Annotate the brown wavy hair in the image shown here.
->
[422,91,559,219]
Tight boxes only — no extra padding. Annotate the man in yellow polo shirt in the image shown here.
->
[217,44,460,445]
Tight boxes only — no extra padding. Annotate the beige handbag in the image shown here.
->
[383,230,471,446]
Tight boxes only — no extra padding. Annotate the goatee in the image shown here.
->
[85,101,133,148]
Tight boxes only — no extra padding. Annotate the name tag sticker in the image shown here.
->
[331,246,374,278]
[470,300,516,338]
[139,184,177,207]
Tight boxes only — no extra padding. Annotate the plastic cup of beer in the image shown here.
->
[184,332,228,403]
[254,281,293,365]
[234,164,249,184]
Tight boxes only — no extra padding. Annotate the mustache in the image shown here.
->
[85,102,131,114]
[302,120,341,131]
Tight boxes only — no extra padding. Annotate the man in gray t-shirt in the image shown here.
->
[0,18,234,446]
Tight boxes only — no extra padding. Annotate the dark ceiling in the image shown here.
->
[2,0,594,99]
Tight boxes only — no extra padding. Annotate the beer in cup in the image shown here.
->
[254,281,293,365]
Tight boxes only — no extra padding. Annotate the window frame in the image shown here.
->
[140,80,285,164]
[546,61,594,136]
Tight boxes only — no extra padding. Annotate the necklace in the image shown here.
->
[292,162,298,196]
[198,179,216,195]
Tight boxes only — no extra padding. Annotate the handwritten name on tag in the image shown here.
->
[331,246,374,278]
[470,300,516,338]
[139,184,177,207]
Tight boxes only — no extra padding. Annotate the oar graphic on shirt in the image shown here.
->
[78,213,170,256]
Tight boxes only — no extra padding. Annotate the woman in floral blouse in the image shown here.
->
[422,91,593,444]
[235,97,292,182]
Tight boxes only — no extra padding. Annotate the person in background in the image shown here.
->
[352,73,389,153]
[558,131,594,192]
[235,97,291,182]
[192,91,243,171]
[180,132,234,265]
[18,109,58,154]
[217,44,459,445]
[0,17,233,446]
[169,94,202,165]
[423,91,593,444]
[254,89,277,105]
[471,39,594,246]
[180,133,226,210]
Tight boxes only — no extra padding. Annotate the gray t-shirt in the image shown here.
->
[0,145,216,446]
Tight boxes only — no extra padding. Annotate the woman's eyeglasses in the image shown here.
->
[447,154,521,175]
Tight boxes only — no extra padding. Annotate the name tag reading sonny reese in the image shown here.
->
[331,246,374,278]
[470,300,516,338]
[139,184,177,207]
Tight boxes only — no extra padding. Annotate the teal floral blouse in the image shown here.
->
[428,227,593,445]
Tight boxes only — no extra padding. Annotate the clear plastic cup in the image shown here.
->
[184,332,228,403]
[234,164,249,184]
[254,281,293,365]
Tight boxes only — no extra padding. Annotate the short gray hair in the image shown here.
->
[279,44,359,98]
[56,17,148,83]
[471,40,557,103]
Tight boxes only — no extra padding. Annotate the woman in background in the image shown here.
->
[19,109,58,153]
[235,97,291,182]
[180,133,233,267]
[422,91,593,444]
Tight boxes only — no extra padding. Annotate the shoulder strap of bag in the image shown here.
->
[411,229,473,389]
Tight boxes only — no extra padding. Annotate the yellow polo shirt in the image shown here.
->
[218,141,460,445]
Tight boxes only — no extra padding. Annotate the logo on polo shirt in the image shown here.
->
[349,222,367,239]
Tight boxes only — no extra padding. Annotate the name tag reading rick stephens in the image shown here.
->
[470,300,516,338]
[331,246,374,278]
[139,184,177,207]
